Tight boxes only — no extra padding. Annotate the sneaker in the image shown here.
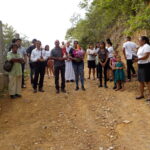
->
[99,85,103,88]
[39,89,45,92]
[104,84,108,88]
[56,89,60,94]
[82,86,86,91]
[113,86,117,90]
[61,89,66,93]
[10,95,16,99]
[75,87,79,91]
[70,80,75,82]
[15,94,22,98]
[33,89,37,93]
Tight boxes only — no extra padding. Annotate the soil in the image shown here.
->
[0,71,150,150]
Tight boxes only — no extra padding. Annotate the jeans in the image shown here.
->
[33,62,45,90]
[127,59,136,80]
[73,62,84,87]
[29,62,35,84]
[99,63,108,85]
[54,65,65,90]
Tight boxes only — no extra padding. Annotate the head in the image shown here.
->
[66,41,70,47]
[74,41,79,49]
[36,40,42,49]
[99,41,106,49]
[95,42,100,48]
[139,36,150,46]
[45,45,49,51]
[15,38,22,47]
[55,40,60,48]
[32,39,37,46]
[11,44,18,53]
[106,39,112,46]
[113,50,118,57]
[89,43,94,49]
[62,41,65,46]
[126,36,131,41]
[116,55,121,62]
[12,38,17,44]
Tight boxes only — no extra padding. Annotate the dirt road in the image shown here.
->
[0,74,150,150]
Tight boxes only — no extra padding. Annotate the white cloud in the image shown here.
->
[0,0,84,48]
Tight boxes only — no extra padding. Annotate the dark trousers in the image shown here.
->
[96,64,99,78]
[73,62,84,87]
[99,63,108,85]
[127,59,136,80]
[29,62,35,84]
[21,63,25,86]
[33,62,45,90]
[54,65,65,90]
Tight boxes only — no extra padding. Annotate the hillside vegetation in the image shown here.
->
[66,0,150,48]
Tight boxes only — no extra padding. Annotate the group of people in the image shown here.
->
[6,36,150,101]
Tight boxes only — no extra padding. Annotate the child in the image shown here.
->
[114,55,125,91]
[87,43,97,80]
[110,51,118,89]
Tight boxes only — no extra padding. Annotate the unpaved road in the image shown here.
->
[0,73,150,150]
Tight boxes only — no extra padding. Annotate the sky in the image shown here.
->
[0,0,85,48]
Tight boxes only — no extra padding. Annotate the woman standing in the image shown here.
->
[69,41,85,91]
[87,43,97,80]
[98,41,109,88]
[106,39,114,81]
[7,44,24,99]
[135,36,150,101]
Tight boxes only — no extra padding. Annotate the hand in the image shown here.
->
[133,58,138,62]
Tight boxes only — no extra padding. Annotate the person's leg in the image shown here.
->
[61,65,66,91]
[39,64,45,91]
[96,64,99,79]
[104,65,108,88]
[99,64,103,87]
[136,82,145,99]
[9,75,16,96]
[88,68,91,79]
[54,66,60,91]
[30,63,34,85]
[79,63,85,89]
[93,68,96,80]
[131,61,136,75]
[33,66,39,91]
[115,81,121,91]
[73,64,79,89]
[113,70,117,89]
[146,82,150,100]
[21,63,25,87]
[16,76,22,96]
[127,60,131,80]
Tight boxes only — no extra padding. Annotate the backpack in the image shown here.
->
[3,60,14,72]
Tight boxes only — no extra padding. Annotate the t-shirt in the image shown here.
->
[107,46,114,58]
[17,46,27,59]
[98,49,108,62]
[123,41,138,59]
[137,44,150,64]
[45,50,51,60]
[26,45,36,55]
[87,49,96,61]
[7,51,22,76]
[50,47,65,67]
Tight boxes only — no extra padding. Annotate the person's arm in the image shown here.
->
[135,52,150,62]
[123,47,127,60]
[109,59,113,69]
[103,52,108,66]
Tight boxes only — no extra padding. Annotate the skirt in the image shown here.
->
[88,60,96,68]
[138,63,150,82]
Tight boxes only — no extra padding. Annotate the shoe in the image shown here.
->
[126,79,131,82]
[10,95,16,99]
[146,98,150,101]
[113,86,117,89]
[99,85,103,88]
[39,89,45,92]
[15,94,22,98]
[33,89,37,93]
[70,80,75,82]
[82,86,86,91]
[75,87,79,91]
[104,84,108,88]
[22,85,26,88]
[56,90,60,94]
[136,96,144,100]
[66,80,70,83]
[61,89,66,93]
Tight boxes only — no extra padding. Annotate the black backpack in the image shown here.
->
[3,60,14,72]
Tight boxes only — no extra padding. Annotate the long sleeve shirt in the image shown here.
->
[31,48,47,62]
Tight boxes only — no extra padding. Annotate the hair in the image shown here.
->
[32,39,37,43]
[45,45,49,50]
[74,41,79,44]
[16,38,22,42]
[126,36,131,41]
[11,43,18,49]
[99,41,106,48]
[12,38,17,43]
[106,38,112,46]
[140,36,150,45]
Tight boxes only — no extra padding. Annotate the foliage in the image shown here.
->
[66,0,150,48]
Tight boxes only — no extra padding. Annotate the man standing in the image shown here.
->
[15,38,27,88]
[26,39,37,86]
[51,40,66,94]
[123,36,138,81]
[31,41,46,93]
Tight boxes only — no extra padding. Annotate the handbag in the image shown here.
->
[3,60,14,72]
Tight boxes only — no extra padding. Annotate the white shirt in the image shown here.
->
[31,48,47,62]
[87,49,97,61]
[17,46,27,59]
[123,41,138,59]
[45,50,51,59]
[107,46,114,58]
[137,44,150,64]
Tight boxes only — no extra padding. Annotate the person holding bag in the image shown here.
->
[7,44,24,99]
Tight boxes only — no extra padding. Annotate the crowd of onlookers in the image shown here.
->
[6,36,150,101]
